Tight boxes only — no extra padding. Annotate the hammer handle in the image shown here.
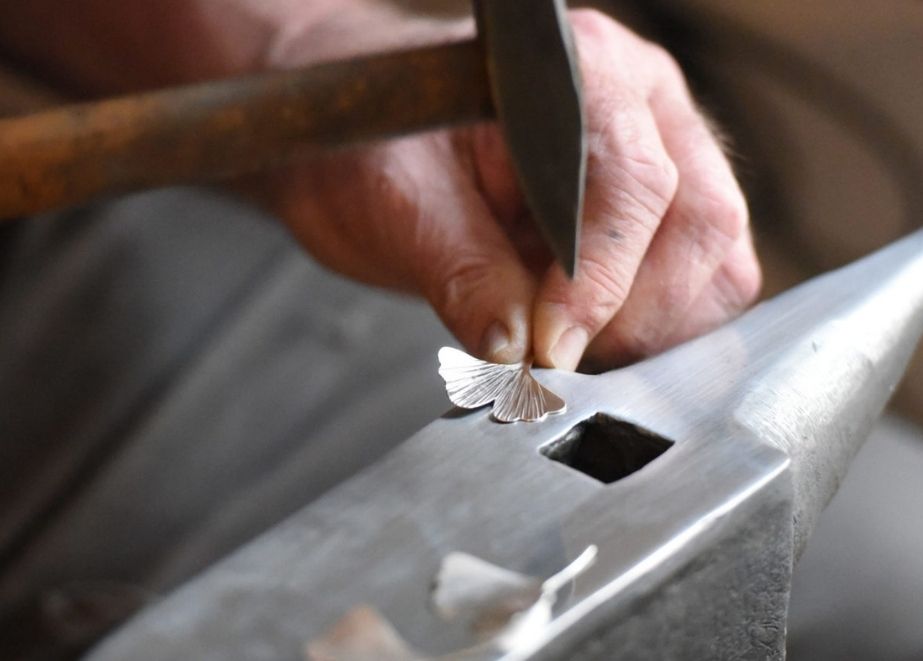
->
[0,39,493,219]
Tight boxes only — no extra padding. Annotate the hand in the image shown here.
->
[262,7,761,371]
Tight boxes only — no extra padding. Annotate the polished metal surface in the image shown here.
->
[438,347,566,423]
[88,231,923,660]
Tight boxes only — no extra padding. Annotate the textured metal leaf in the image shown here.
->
[437,347,565,423]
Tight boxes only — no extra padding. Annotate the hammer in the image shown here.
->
[0,0,585,275]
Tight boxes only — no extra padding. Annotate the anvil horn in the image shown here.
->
[623,228,923,556]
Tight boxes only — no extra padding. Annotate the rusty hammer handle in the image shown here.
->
[0,40,493,220]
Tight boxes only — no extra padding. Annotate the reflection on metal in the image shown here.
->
[432,553,541,636]
[433,546,597,650]
[89,232,923,660]
[492,545,597,653]
[307,546,597,661]
[438,347,566,423]
[304,605,421,661]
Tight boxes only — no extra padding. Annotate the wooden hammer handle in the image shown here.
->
[0,39,493,219]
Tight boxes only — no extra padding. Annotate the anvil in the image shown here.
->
[82,231,923,658]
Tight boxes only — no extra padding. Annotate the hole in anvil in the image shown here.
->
[539,413,674,484]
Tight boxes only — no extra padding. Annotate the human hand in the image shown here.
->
[263,7,761,371]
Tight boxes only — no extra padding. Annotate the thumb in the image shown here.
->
[413,181,536,364]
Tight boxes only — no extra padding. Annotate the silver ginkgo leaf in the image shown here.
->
[437,347,566,423]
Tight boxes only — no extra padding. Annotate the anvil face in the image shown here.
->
[88,232,923,660]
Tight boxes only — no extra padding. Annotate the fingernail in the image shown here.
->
[480,320,513,363]
[548,326,589,371]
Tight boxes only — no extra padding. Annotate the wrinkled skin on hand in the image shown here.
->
[263,8,761,372]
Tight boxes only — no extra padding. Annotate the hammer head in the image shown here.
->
[474,0,586,277]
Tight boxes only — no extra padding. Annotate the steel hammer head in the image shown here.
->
[474,0,586,277]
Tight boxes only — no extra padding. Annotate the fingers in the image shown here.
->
[533,10,761,370]
[398,142,536,363]
[659,226,762,348]
[417,183,537,364]
[273,136,537,364]
[268,7,762,371]
[464,124,554,276]
[532,11,679,370]
[583,46,756,365]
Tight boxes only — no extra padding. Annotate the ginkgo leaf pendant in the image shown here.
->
[437,347,566,423]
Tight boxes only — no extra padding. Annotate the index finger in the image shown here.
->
[531,13,679,370]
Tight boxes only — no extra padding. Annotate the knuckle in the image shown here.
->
[599,314,666,363]
[370,155,419,219]
[658,280,695,317]
[643,148,680,205]
[735,256,763,305]
[644,41,686,84]
[569,8,615,40]
[589,120,679,226]
[698,185,749,244]
[621,283,693,358]
[572,254,632,328]
[570,8,645,52]
[620,325,663,358]
[591,106,675,185]
[716,246,762,311]
[612,146,680,224]
[428,252,495,319]
[371,169,404,207]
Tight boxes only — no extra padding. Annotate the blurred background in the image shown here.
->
[1,1,921,659]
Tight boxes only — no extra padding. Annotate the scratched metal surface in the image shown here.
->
[88,231,923,659]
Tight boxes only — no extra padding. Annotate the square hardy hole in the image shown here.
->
[539,413,674,484]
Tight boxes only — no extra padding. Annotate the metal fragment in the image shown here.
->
[437,347,566,423]
[431,552,541,637]
[304,605,423,661]
[494,545,597,653]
